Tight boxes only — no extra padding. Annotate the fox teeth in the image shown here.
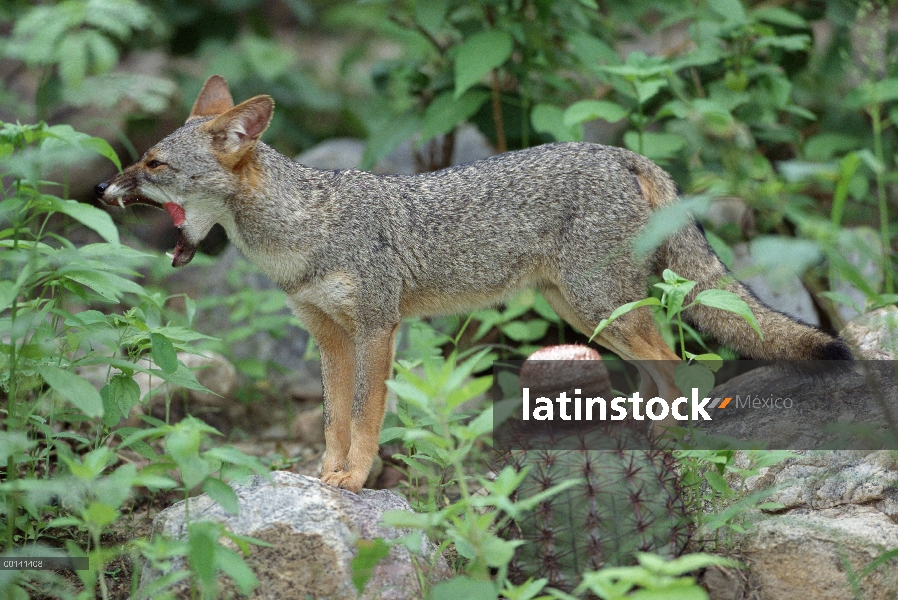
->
[165,252,174,259]
[117,198,125,209]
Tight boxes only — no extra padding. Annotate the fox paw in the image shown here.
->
[321,469,366,493]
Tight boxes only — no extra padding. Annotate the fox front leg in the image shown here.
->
[321,324,397,493]
[292,304,356,479]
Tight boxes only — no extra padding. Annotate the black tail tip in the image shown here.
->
[817,338,853,360]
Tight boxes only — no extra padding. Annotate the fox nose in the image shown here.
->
[94,182,109,199]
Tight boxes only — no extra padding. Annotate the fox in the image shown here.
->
[96,75,851,493]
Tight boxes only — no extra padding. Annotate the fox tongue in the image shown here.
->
[171,233,197,268]
[164,202,185,227]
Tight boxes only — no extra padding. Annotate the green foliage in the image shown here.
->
[2,0,174,118]
[0,121,267,597]
[3,0,897,596]
[573,552,737,600]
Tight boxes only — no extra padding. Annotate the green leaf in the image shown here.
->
[419,90,490,144]
[481,533,522,568]
[454,30,513,97]
[352,538,391,593]
[187,522,218,586]
[38,365,104,417]
[100,384,123,428]
[693,289,762,340]
[46,198,119,244]
[531,104,583,142]
[623,131,685,161]
[59,32,89,88]
[109,373,141,416]
[150,332,178,374]
[499,319,550,342]
[0,281,19,311]
[674,362,715,400]
[85,501,119,528]
[591,297,661,341]
[704,471,732,496]
[203,478,240,515]
[430,576,498,600]
[414,0,449,32]
[563,100,629,126]
[752,6,808,29]
[214,545,259,595]
[77,136,121,170]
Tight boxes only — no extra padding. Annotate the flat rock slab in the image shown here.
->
[141,472,451,599]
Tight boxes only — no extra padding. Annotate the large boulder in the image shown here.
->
[141,472,451,599]
[699,309,898,600]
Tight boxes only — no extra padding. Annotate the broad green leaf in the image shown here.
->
[85,501,119,528]
[499,319,550,342]
[531,104,583,142]
[100,384,123,428]
[187,522,218,585]
[674,362,715,400]
[591,297,661,341]
[38,365,104,417]
[704,471,731,496]
[46,198,119,244]
[213,545,259,594]
[150,332,178,374]
[0,281,18,311]
[203,478,240,515]
[352,538,391,593]
[568,33,619,72]
[623,131,685,161]
[109,374,141,416]
[59,32,89,88]
[481,533,522,568]
[563,100,628,126]
[752,6,808,29]
[414,0,449,32]
[430,576,498,600]
[419,90,490,144]
[454,30,513,97]
[747,235,822,289]
[77,136,121,171]
[687,353,723,372]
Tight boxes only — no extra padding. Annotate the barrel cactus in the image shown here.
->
[495,345,691,591]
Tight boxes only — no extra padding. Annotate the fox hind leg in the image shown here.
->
[541,284,681,402]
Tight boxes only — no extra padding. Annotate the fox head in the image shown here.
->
[95,75,273,267]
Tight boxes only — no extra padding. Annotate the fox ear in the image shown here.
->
[188,75,234,122]
[206,95,274,157]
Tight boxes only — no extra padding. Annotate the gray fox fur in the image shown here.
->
[97,76,851,492]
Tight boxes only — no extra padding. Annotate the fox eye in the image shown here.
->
[147,159,166,169]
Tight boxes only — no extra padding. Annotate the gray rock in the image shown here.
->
[700,310,898,600]
[295,124,494,175]
[830,227,885,323]
[842,305,898,360]
[730,242,820,326]
[738,507,898,600]
[140,472,451,599]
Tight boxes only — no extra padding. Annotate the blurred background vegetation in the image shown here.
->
[1,0,894,323]
[2,1,898,597]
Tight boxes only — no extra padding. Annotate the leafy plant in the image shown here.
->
[2,0,175,118]
[0,120,267,598]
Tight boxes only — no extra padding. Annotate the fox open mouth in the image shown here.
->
[107,195,196,268]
